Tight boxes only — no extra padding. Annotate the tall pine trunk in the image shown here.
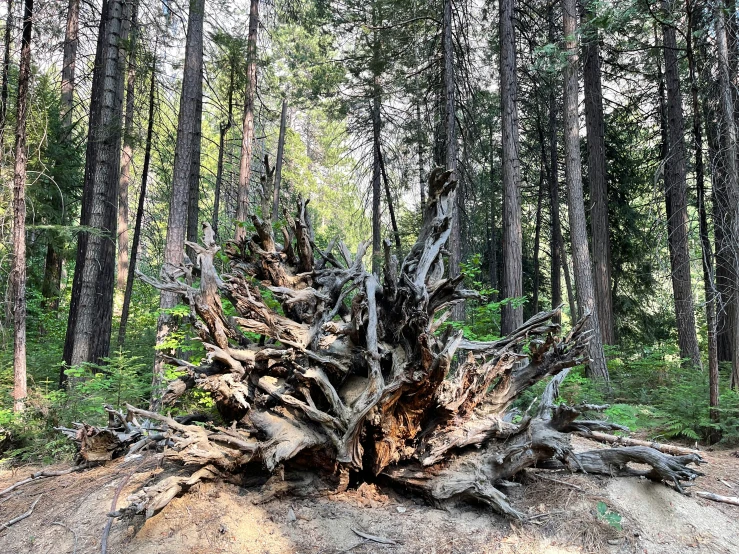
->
[151,0,205,407]
[119,47,156,346]
[272,98,287,222]
[186,64,203,261]
[445,0,462,319]
[582,0,614,345]
[687,1,719,427]
[563,0,609,380]
[41,0,80,309]
[11,0,32,411]
[547,4,563,325]
[371,98,382,275]
[62,0,130,379]
[499,0,523,334]
[715,1,739,387]
[0,0,13,147]
[213,58,235,238]
[117,0,138,292]
[234,0,259,242]
[661,0,702,369]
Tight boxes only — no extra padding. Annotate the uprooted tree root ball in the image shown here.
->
[58,168,705,521]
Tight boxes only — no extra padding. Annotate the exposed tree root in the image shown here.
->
[60,168,706,521]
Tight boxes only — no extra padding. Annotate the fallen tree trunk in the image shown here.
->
[62,168,705,520]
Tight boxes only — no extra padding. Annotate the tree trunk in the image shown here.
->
[117,0,138,292]
[272,98,287,223]
[445,0,462,320]
[10,0,32,412]
[186,63,203,262]
[582,0,615,345]
[151,0,204,406]
[40,0,80,309]
[417,102,425,207]
[60,0,79,131]
[0,0,13,146]
[563,0,609,380]
[688,1,719,430]
[119,46,156,346]
[62,0,130,380]
[234,0,259,243]
[500,0,523,334]
[532,163,544,314]
[547,6,562,325]
[213,57,235,238]
[715,1,739,387]
[378,144,401,252]
[488,124,499,297]
[661,0,702,369]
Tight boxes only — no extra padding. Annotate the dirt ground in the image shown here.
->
[0,436,737,554]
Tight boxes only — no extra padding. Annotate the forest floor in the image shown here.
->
[0,436,737,554]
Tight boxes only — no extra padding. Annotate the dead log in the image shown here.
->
[60,167,705,519]
[575,430,703,456]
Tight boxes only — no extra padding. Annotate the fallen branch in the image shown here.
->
[695,491,739,506]
[534,474,584,491]
[0,464,89,497]
[0,494,43,530]
[352,528,398,545]
[52,521,78,554]
[578,430,702,456]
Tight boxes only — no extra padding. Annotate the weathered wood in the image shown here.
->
[695,491,739,506]
[577,430,703,456]
[63,167,706,520]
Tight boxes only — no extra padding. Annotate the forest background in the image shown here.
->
[1,0,739,462]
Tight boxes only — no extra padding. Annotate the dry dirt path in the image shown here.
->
[0,437,736,554]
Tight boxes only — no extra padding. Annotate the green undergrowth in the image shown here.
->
[514,343,739,446]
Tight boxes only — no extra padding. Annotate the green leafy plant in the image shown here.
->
[596,501,623,531]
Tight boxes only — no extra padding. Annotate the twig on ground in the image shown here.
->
[536,475,584,491]
[51,521,78,554]
[0,494,43,530]
[0,464,89,497]
[351,528,398,545]
[695,491,739,506]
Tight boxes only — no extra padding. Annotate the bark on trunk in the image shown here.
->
[62,0,130,379]
[234,0,259,243]
[563,0,609,380]
[186,66,203,262]
[371,99,382,275]
[0,0,13,145]
[532,166,544,314]
[582,0,615,345]
[152,0,204,406]
[547,6,563,325]
[11,0,32,412]
[117,0,138,292]
[688,1,719,429]
[213,57,235,238]
[272,98,287,223]
[417,102,425,207]
[714,1,739,387]
[445,0,463,320]
[661,1,702,369]
[378,144,401,252]
[41,0,80,308]
[499,0,523,334]
[119,47,156,346]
